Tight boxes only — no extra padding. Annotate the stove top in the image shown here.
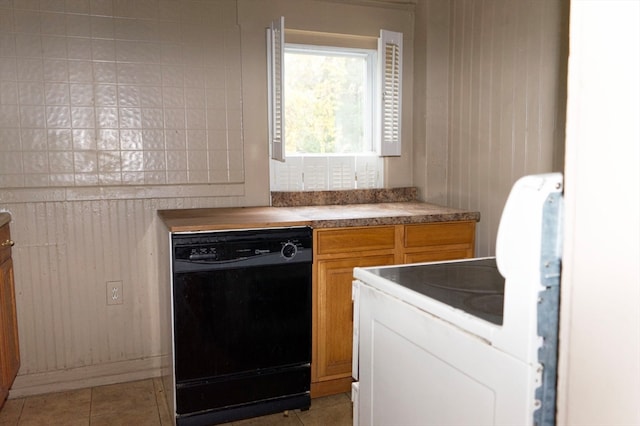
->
[368,258,505,325]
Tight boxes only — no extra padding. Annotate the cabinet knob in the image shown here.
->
[1,239,15,247]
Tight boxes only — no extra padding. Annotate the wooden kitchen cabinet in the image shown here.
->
[311,221,476,397]
[0,221,20,409]
[312,226,397,397]
[401,221,476,263]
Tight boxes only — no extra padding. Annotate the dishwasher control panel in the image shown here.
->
[172,227,313,269]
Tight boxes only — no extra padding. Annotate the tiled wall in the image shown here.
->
[0,0,244,189]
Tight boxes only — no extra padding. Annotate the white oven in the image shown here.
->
[352,173,563,426]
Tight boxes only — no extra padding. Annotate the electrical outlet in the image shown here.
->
[107,280,123,305]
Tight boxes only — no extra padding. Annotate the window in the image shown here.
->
[285,45,375,155]
[267,18,402,191]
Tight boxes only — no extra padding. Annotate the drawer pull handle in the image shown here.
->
[1,239,15,247]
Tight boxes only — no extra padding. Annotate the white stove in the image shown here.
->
[351,173,563,426]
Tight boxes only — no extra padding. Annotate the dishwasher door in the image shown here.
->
[173,262,312,378]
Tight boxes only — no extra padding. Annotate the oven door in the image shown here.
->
[354,280,537,426]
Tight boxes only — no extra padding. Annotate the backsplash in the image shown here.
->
[271,187,418,207]
[0,0,244,189]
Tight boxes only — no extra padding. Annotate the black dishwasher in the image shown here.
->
[171,226,312,426]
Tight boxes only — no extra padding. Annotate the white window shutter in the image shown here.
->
[302,157,329,190]
[270,157,303,191]
[355,155,382,188]
[378,29,403,157]
[267,17,285,162]
[328,156,356,190]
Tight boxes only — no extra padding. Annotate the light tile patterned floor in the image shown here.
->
[0,379,352,426]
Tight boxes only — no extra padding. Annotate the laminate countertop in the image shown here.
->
[158,202,480,233]
[0,213,10,229]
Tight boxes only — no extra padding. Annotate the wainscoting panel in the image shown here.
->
[5,195,241,397]
[445,0,568,256]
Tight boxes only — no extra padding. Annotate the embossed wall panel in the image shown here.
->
[0,0,244,189]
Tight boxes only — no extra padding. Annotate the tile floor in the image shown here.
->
[0,379,353,426]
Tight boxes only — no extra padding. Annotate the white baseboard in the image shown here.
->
[9,355,167,399]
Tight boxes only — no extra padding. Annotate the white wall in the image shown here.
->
[0,0,416,397]
[558,1,640,423]
[413,0,450,207]
[414,0,569,258]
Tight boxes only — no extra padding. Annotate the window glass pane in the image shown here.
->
[284,47,371,154]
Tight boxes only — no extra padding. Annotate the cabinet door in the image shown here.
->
[315,254,395,381]
[0,257,20,406]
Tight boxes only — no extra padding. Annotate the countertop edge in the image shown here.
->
[164,220,313,233]
[0,212,11,228]
[158,203,480,233]
[308,213,480,229]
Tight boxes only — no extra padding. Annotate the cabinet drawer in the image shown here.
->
[315,226,396,256]
[0,224,11,264]
[403,248,474,264]
[404,221,475,248]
